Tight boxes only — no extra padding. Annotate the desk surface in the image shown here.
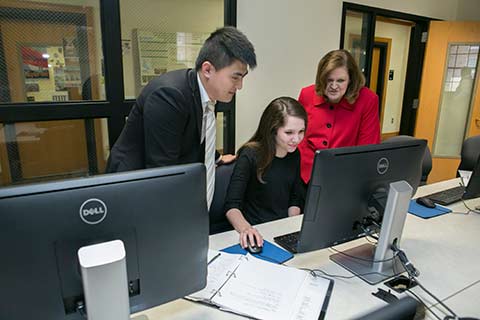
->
[136,179,480,320]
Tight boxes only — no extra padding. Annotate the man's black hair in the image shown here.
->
[195,26,256,71]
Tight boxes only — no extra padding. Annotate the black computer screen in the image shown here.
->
[0,164,209,320]
[297,139,426,253]
[463,153,480,200]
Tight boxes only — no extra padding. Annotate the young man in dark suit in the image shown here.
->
[106,26,256,207]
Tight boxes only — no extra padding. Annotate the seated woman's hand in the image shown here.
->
[239,226,264,249]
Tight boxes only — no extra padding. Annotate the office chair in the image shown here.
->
[209,162,235,235]
[458,135,480,172]
[382,135,432,185]
[354,296,420,320]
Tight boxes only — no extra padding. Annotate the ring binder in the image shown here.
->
[187,250,333,320]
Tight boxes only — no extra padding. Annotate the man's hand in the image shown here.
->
[218,154,236,165]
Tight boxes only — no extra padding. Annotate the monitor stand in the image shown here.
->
[78,240,131,320]
[330,180,413,285]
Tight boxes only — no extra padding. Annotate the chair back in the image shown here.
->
[382,135,432,185]
[209,162,235,234]
[458,135,480,172]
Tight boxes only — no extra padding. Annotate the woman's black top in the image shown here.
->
[224,147,303,225]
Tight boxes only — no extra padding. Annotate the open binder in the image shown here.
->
[187,251,334,320]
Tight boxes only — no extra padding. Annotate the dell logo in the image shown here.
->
[377,157,389,175]
[79,198,107,225]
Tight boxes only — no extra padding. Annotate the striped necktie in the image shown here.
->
[204,101,216,209]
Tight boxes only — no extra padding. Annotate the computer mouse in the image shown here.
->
[416,197,436,208]
[246,238,263,254]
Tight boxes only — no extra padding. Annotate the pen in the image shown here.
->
[208,253,221,265]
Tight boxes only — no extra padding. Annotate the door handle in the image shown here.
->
[476,118,480,128]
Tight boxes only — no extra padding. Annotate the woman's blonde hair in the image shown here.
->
[315,49,365,104]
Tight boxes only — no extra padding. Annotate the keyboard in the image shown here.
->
[426,185,465,205]
[273,231,300,253]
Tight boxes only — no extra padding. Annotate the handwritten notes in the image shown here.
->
[187,251,332,320]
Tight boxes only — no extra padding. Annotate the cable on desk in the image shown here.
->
[460,198,480,214]
[391,241,458,319]
[391,253,442,320]
[359,225,379,243]
[329,245,398,263]
[406,288,442,320]
[451,210,471,215]
[364,233,379,244]
[391,240,419,278]
[414,278,457,318]
[456,180,480,214]
[301,267,392,280]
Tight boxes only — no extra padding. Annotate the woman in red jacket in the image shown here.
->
[298,49,381,184]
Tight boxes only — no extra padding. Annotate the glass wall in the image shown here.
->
[119,0,226,150]
[0,0,229,187]
[341,3,432,138]
[343,10,371,74]
[119,0,223,99]
[433,44,479,157]
[0,118,109,186]
[0,0,104,103]
[0,0,107,186]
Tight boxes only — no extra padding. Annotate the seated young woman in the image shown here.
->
[224,96,307,249]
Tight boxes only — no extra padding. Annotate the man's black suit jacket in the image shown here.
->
[106,69,207,173]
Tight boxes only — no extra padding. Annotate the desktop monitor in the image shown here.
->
[0,163,209,320]
[462,153,480,200]
[354,296,419,320]
[298,139,426,283]
[427,152,480,205]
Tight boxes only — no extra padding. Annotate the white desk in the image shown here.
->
[136,179,480,320]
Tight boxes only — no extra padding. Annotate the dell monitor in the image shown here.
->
[354,296,419,320]
[461,153,480,200]
[0,163,209,320]
[275,139,427,284]
[425,153,480,205]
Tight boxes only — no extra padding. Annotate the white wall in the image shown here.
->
[236,0,342,146]
[235,0,469,147]
[456,0,480,20]
[346,0,459,20]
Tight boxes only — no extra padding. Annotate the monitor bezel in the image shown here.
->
[0,163,209,320]
[297,139,427,253]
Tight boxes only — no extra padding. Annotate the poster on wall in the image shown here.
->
[46,46,67,91]
[22,46,50,79]
[133,29,210,86]
[62,37,82,88]
[21,45,71,102]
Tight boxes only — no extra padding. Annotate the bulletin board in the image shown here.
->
[133,29,209,87]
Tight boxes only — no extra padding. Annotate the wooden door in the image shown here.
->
[415,21,480,183]
[370,47,380,93]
